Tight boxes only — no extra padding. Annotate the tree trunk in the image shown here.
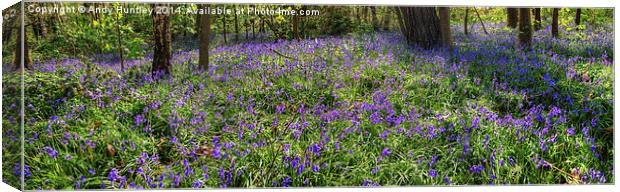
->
[382,7,390,30]
[575,8,582,26]
[473,7,489,35]
[397,7,442,49]
[355,7,361,25]
[464,7,469,35]
[363,6,369,23]
[252,18,256,39]
[32,16,40,39]
[115,10,124,71]
[439,7,451,47]
[222,7,227,44]
[14,11,32,70]
[533,8,541,31]
[370,6,378,30]
[395,7,406,37]
[552,8,559,38]
[292,13,300,40]
[245,16,249,39]
[234,5,239,41]
[518,8,532,49]
[199,5,211,71]
[152,4,172,76]
[507,8,518,28]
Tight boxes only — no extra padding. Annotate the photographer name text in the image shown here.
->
[27,4,320,16]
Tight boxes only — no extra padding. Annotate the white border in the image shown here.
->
[0,1,617,192]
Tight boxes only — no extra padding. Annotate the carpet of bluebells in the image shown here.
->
[2,23,614,189]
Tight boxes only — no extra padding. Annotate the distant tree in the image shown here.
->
[518,8,532,48]
[381,7,391,30]
[244,15,249,39]
[222,5,227,44]
[152,4,172,76]
[252,17,256,39]
[234,5,239,41]
[370,6,379,29]
[355,7,361,25]
[575,8,582,26]
[115,6,124,70]
[464,7,469,35]
[552,8,559,38]
[396,7,441,49]
[507,8,518,28]
[439,7,452,47]
[199,4,210,71]
[533,8,541,31]
[292,6,300,40]
[363,6,369,22]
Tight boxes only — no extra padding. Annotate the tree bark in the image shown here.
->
[115,10,124,70]
[234,5,239,41]
[370,6,379,30]
[292,13,300,40]
[552,8,559,38]
[245,16,249,39]
[439,7,451,47]
[575,8,582,26]
[397,7,442,49]
[382,7,390,30]
[222,6,227,44]
[199,5,211,71]
[507,8,518,28]
[518,8,532,49]
[14,10,32,70]
[363,6,369,23]
[252,18,256,39]
[464,7,469,35]
[152,4,172,76]
[355,7,361,25]
[533,8,541,31]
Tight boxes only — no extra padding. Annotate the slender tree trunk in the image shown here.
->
[518,8,532,49]
[552,8,559,38]
[245,16,249,39]
[382,7,390,30]
[464,7,469,35]
[439,7,452,47]
[261,18,265,33]
[292,13,300,40]
[252,18,256,39]
[507,8,518,28]
[222,7,227,44]
[575,8,582,26]
[39,14,47,37]
[199,5,211,71]
[363,6,369,23]
[370,6,378,30]
[473,8,489,35]
[355,7,361,25]
[234,5,239,41]
[533,8,541,31]
[395,7,406,38]
[299,5,306,37]
[151,4,172,76]
[397,7,442,49]
[115,10,124,71]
